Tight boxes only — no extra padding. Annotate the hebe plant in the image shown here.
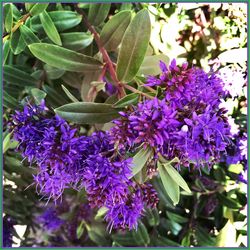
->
[3,3,247,247]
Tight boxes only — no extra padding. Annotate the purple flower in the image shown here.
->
[37,207,64,232]
[110,98,180,153]
[82,155,132,208]
[105,188,144,231]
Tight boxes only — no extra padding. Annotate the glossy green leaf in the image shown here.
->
[132,221,150,246]
[158,162,180,205]
[61,85,79,102]
[30,88,47,105]
[3,90,19,109]
[3,65,37,86]
[100,10,132,51]
[166,211,188,223]
[217,193,241,209]
[4,3,13,33]
[117,9,151,82]
[43,85,68,107]
[138,54,170,76]
[44,64,65,79]
[114,93,139,108]
[12,4,21,21]
[86,223,109,246]
[196,225,216,246]
[30,11,82,33]
[25,3,35,12]
[62,72,82,90]
[54,102,121,124]
[40,10,62,45]
[152,235,180,247]
[164,163,191,193]
[29,43,103,72]
[20,25,40,45]
[95,207,108,221]
[61,32,93,51]
[76,221,85,239]
[145,208,160,226]
[3,40,10,64]
[29,3,49,16]
[3,132,13,154]
[131,146,153,176]
[88,3,111,26]
[10,29,26,55]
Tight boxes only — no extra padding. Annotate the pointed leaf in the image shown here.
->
[10,29,26,55]
[114,93,139,108]
[117,9,151,82]
[30,11,82,33]
[88,3,111,26]
[61,32,93,51]
[61,85,79,102]
[158,162,180,205]
[3,40,10,64]
[54,102,120,124]
[4,3,13,33]
[131,146,153,176]
[100,10,132,51]
[28,43,103,72]
[164,163,191,193]
[3,132,13,154]
[30,88,47,105]
[3,91,19,109]
[132,221,150,246]
[44,64,65,80]
[40,10,62,45]
[3,65,37,86]
[20,25,40,45]
[29,3,49,16]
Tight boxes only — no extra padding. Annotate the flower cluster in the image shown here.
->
[10,101,158,231]
[111,59,232,169]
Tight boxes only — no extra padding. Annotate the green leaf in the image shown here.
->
[152,235,180,247]
[3,40,10,64]
[3,90,19,109]
[145,208,160,226]
[40,10,62,46]
[158,162,180,205]
[216,220,237,247]
[61,85,79,102]
[138,54,170,76]
[3,65,37,86]
[44,64,65,80]
[30,11,82,33]
[30,88,47,104]
[166,211,188,224]
[131,146,153,176]
[43,85,68,107]
[25,3,35,12]
[164,163,191,193]
[195,225,215,247]
[3,132,13,154]
[61,32,93,51]
[10,29,26,55]
[28,43,103,72]
[117,9,151,82]
[76,221,85,239]
[114,93,139,108]
[62,72,82,90]
[29,3,49,16]
[95,207,108,221]
[4,3,13,33]
[100,10,132,51]
[217,193,241,209]
[54,102,121,124]
[132,221,150,246]
[20,25,40,45]
[86,223,109,246]
[88,3,111,26]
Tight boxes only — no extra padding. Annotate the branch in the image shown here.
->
[3,13,30,42]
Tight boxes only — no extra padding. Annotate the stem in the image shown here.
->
[124,84,154,99]
[74,5,126,98]
[3,13,30,42]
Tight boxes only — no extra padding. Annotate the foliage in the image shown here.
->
[2,3,247,248]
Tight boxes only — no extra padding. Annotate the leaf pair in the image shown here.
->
[158,160,191,205]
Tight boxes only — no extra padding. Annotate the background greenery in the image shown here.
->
[3,2,247,247]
